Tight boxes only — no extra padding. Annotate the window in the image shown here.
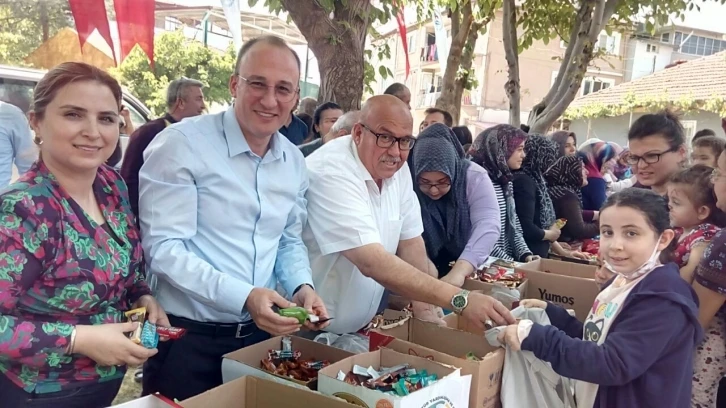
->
[683,121,698,145]
[646,44,659,53]
[675,31,724,56]
[595,32,621,55]
[661,32,671,43]
[407,33,416,54]
[581,77,615,96]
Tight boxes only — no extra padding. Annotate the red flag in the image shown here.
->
[394,4,410,80]
[114,0,155,67]
[68,0,116,65]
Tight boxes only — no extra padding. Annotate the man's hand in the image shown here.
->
[291,285,331,331]
[461,292,516,332]
[411,301,446,326]
[133,295,171,341]
[496,324,521,351]
[246,288,301,336]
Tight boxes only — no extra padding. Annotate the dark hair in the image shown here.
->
[694,135,726,159]
[296,113,313,135]
[627,110,685,148]
[452,126,472,147]
[424,107,453,127]
[384,83,409,96]
[670,164,726,227]
[32,61,122,120]
[312,102,342,137]
[601,188,674,262]
[692,129,717,143]
[234,35,301,75]
[520,124,531,133]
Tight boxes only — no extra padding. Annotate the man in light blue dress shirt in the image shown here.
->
[0,101,36,187]
[138,35,329,401]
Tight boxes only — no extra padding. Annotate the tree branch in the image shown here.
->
[502,0,520,127]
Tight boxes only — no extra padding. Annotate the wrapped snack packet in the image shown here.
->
[124,307,146,344]
[156,326,187,339]
[140,321,159,349]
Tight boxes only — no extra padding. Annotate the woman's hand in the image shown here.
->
[520,299,547,309]
[134,295,171,341]
[496,324,521,351]
[525,255,540,262]
[74,323,157,367]
[568,251,590,260]
[543,228,561,242]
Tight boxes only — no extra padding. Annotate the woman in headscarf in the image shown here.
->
[512,135,588,259]
[545,155,600,242]
[470,125,537,262]
[550,130,577,157]
[605,145,636,194]
[410,123,501,286]
[579,140,618,210]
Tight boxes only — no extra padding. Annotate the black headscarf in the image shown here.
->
[521,134,558,228]
[409,123,472,259]
[545,155,584,201]
[470,124,528,193]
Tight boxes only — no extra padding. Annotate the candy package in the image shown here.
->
[124,307,146,345]
[124,307,187,348]
[337,363,438,397]
[259,336,330,383]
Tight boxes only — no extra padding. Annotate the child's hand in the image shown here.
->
[497,325,521,351]
[521,299,547,309]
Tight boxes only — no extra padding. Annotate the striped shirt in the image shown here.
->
[489,182,532,261]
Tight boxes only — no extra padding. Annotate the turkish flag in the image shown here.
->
[394,2,409,79]
[114,0,155,67]
[68,0,116,65]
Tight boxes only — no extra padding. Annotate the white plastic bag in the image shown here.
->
[313,332,369,354]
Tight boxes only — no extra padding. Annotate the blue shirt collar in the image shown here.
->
[223,106,283,161]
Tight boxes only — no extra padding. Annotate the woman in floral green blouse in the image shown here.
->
[0,62,169,407]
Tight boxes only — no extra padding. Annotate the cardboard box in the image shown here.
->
[318,348,472,408]
[462,278,529,309]
[112,395,182,408]
[180,376,360,408]
[221,336,354,390]
[516,259,599,320]
[370,314,504,408]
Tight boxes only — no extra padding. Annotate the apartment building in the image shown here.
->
[371,10,627,133]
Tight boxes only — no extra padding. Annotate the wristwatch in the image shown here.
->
[450,290,470,315]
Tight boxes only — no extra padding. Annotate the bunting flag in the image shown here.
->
[433,6,449,73]
[221,0,243,52]
[68,0,116,65]
[394,3,409,79]
[114,0,155,67]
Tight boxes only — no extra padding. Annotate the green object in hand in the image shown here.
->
[278,306,309,324]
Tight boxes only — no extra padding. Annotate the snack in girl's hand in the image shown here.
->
[555,218,567,229]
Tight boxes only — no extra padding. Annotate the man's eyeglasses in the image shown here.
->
[360,123,415,150]
[238,76,299,103]
[711,168,725,183]
[625,146,679,166]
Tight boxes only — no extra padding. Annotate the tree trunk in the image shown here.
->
[39,0,49,43]
[435,2,472,124]
[281,0,370,111]
[502,0,520,127]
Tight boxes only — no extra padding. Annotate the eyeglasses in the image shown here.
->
[237,76,299,103]
[625,146,679,166]
[360,123,415,150]
[418,180,451,191]
[711,168,725,183]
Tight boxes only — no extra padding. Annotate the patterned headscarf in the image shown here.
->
[521,134,558,228]
[470,124,528,193]
[546,155,585,201]
[409,123,472,259]
[579,140,617,178]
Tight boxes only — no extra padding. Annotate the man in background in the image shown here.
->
[0,101,35,187]
[421,107,453,129]
[121,77,206,217]
[299,96,318,116]
[384,83,412,110]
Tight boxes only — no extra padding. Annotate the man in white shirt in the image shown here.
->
[303,95,515,335]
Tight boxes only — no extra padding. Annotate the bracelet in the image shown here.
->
[68,327,77,354]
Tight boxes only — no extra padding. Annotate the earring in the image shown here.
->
[34,136,43,146]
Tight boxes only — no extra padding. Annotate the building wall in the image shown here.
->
[624,39,674,81]
[568,110,723,147]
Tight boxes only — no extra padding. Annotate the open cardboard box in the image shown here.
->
[462,278,529,310]
[221,335,354,390]
[112,394,182,408]
[516,258,600,320]
[180,376,360,408]
[371,311,504,408]
[319,348,471,408]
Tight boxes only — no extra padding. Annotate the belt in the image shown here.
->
[168,314,260,339]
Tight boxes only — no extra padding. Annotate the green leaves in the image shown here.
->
[0,0,72,65]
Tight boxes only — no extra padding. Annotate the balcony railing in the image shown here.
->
[420,44,439,63]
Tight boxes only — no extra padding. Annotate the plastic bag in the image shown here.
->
[313,332,369,354]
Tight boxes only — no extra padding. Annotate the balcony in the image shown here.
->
[415,91,441,109]
[420,44,439,64]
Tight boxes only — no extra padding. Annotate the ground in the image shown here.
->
[111,370,142,405]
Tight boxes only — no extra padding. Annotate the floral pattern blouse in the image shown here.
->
[0,161,150,393]
[673,223,720,268]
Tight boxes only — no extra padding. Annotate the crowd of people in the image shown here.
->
[1,33,726,408]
